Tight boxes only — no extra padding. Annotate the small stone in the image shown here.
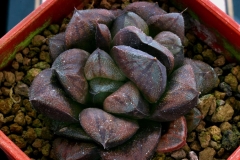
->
[211,103,234,122]
[33,61,50,69]
[43,30,52,37]
[213,55,225,67]
[209,140,221,150]
[202,49,217,63]
[41,143,51,156]
[32,138,44,148]
[23,57,31,66]
[15,53,23,63]
[195,120,206,132]
[186,33,196,44]
[197,94,216,118]
[216,99,225,106]
[15,71,24,82]
[9,123,23,134]
[12,61,19,70]
[14,111,26,126]
[220,122,232,133]
[199,147,216,160]
[193,43,203,54]
[231,65,240,75]
[25,115,32,125]
[24,146,33,156]
[219,82,232,96]
[190,141,201,151]
[31,57,39,65]
[187,132,196,142]
[34,128,42,137]
[1,126,10,135]
[188,151,198,160]
[214,90,226,100]
[22,47,30,55]
[198,131,211,148]
[32,119,42,128]
[32,35,45,47]
[221,130,239,151]
[23,99,33,112]
[1,87,10,96]
[41,127,53,140]
[48,24,60,34]
[193,54,203,61]
[11,103,21,114]
[0,98,13,114]
[23,68,41,84]
[214,67,223,76]
[14,81,29,97]
[22,127,37,144]
[222,63,236,70]
[4,115,15,123]
[4,71,15,85]
[0,113,5,127]
[207,126,222,142]
[171,149,186,160]
[224,73,238,91]
[233,115,240,122]
[41,45,49,51]
[8,134,27,149]
[27,109,37,118]
[217,148,225,157]
[0,72,4,83]
[39,51,52,63]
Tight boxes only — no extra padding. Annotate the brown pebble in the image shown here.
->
[15,53,24,63]
[9,123,23,134]
[171,149,186,159]
[23,57,31,66]
[1,126,10,135]
[187,132,196,142]
[8,134,27,149]
[32,35,46,47]
[4,115,15,123]
[213,55,225,67]
[198,131,211,148]
[25,115,32,125]
[4,71,15,85]
[14,111,26,126]
[199,147,216,160]
[22,127,37,144]
[12,61,19,70]
[0,98,13,114]
[32,138,44,148]
[190,141,201,151]
[22,47,30,55]
[220,122,232,133]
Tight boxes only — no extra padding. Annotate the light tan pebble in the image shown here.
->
[22,47,30,55]
[15,52,23,63]
[0,98,13,114]
[207,126,222,141]
[213,55,225,67]
[31,35,46,47]
[199,147,216,160]
[9,123,23,134]
[214,90,226,100]
[171,149,186,159]
[4,71,15,85]
[198,131,211,148]
[224,73,238,91]
[12,61,19,70]
[219,122,232,133]
[211,103,234,122]
[23,57,31,66]
[14,111,26,126]
[195,120,206,132]
[190,141,201,151]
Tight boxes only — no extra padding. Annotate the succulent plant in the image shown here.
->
[29,2,218,160]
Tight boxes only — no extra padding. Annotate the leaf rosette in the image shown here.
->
[29,2,218,160]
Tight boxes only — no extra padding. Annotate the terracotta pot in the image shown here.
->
[0,0,239,159]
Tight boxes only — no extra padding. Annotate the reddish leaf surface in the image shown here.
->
[147,13,185,42]
[49,32,66,61]
[104,81,150,119]
[96,23,111,52]
[29,69,82,123]
[156,116,187,153]
[65,9,115,52]
[111,45,167,103]
[124,1,166,22]
[52,49,90,104]
[112,26,174,74]
[101,122,162,160]
[79,108,139,149]
[151,64,199,122]
[52,138,100,160]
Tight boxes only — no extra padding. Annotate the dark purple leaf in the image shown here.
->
[111,45,167,103]
[79,108,139,149]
